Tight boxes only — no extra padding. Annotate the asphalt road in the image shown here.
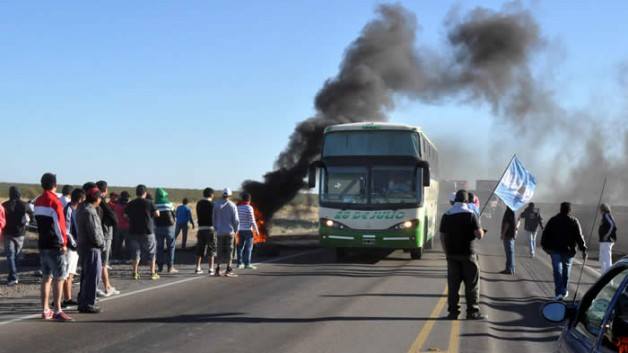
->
[0,233,601,353]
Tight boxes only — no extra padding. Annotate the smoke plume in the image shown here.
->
[243,2,628,227]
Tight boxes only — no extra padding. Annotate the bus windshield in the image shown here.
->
[323,131,420,157]
[371,166,420,204]
[321,166,368,204]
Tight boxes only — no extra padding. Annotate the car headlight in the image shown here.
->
[390,219,419,230]
[321,218,347,229]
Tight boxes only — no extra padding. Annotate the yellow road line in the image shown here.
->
[448,317,460,353]
[407,287,448,353]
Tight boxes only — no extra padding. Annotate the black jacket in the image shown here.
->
[599,212,617,243]
[541,213,587,256]
[97,198,118,232]
[1,187,31,236]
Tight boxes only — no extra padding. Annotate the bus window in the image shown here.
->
[321,166,368,204]
[370,166,421,205]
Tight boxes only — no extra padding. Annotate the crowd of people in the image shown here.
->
[440,189,619,320]
[0,172,260,321]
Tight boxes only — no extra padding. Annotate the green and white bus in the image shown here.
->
[308,122,439,260]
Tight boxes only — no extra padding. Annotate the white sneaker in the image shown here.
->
[244,265,257,270]
[563,291,569,299]
[107,287,120,296]
[194,268,204,274]
[209,269,216,276]
[96,289,107,298]
[237,264,245,269]
[7,280,18,286]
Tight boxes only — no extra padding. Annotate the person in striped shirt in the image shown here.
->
[236,192,259,270]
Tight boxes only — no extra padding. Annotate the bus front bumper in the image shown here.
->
[319,230,420,249]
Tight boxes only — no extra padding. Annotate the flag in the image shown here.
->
[494,156,536,211]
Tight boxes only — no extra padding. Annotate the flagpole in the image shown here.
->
[479,154,517,217]
[572,176,608,303]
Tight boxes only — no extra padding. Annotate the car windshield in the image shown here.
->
[371,166,420,204]
[321,166,368,204]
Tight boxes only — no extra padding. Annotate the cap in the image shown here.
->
[223,188,232,196]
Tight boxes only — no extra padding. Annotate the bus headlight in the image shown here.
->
[321,218,347,229]
[390,219,419,230]
[325,219,335,227]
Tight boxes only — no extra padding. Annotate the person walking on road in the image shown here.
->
[440,190,486,320]
[34,173,73,321]
[154,188,178,273]
[112,191,130,262]
[195,188,216,275]
[518,203,544,258]
[2,186,32,286]
[175,198,195,250]
[76,186,105,313]
[62,188,84,308]
[236,192,259,270]
[125,185,160,280]
[599,203,618,273]
[500,207,518,275]
[541,202,587,300]
[212,188,239,277]
[96,180,119,297]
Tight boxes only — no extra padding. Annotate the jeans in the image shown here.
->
[550,252,574,297]
[446,255,481,314]
[524,230,537,257]
[174,223,189,249]
[599,242,614,273]
[155,226,176,269]
[237,230,254,266]
[503,238,515,273]
[4,235,24,282]
[78,248,102,309]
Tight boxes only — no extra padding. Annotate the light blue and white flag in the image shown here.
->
[494,156,536,211]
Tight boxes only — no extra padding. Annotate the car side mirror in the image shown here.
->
[542,301,568,323]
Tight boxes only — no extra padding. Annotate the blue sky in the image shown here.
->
[1,1,627,190]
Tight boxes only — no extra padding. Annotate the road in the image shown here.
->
[0,234,601,353]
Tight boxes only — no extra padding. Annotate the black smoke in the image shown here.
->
[242,3,548,224]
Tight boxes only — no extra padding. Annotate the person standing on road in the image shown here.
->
[76,186,105,313]
[541,202,587,300]
[96,180,119,297]
[500,207,518,275]
[155,188,178,273]
[175,198,195,250]
[34,173,73,321]
[236,192,259,270]
[212,188,240,277]
[112,191,130,262]
[125,184,160,280]
[518,203,544,258]
[59,184,72,209]
[2,186,32,286]
[599,203,618,273]
[440,190,486,320]
[195,188,216,275]
[62,188,84,308]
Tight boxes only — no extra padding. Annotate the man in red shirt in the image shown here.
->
[34,173,73,321]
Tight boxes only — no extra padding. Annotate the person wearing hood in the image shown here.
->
[212,188,240,277]
[154,188,178,273]
[2,186,32,286]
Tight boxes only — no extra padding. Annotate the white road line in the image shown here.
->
[0,249,316,326]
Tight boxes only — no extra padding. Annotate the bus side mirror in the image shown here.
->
[423,168,430,187]
[308,161,324,189]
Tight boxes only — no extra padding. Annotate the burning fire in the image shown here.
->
[252,203,268,244]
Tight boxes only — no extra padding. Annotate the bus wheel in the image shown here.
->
[335,248,347,261]
[424,222,433,250]
[410,248,423,260]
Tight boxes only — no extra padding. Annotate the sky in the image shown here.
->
[1,1,627,191]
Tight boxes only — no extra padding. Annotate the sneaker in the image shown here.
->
[132,272,140,280]
[106,287,120,296]
[151,273,160,280]
[96,289,108,298]
[563,291,569,299]
[244,265,257,270]
[7,279,18,286]
[78,306,102,314]
[167,267,179,274]
[466,312,487,320]
[224,271,238,278]
[42,309,53,320]
[53,311,74,322]
[499,270,513,275]
[237,264,245,269]
[194,268,204,274]
[208,269,215,276]
[445,312,460,320]
[61,299,79,308]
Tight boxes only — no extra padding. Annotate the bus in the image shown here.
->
[308,122,439,260]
